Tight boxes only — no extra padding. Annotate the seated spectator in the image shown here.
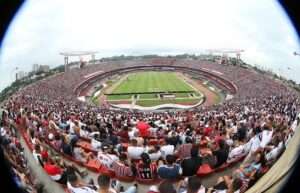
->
[166,131,180,147]
[213,139,229,168]
[127,139,145,160]
[227,142,248,163]
[210,176,243,193]
[98,174,137,193]
[265,137,285,163]
[43,157,66,184]
[235,151,266,180]
[33,144,44,166]
[181,146,202,176]
[236,123,247,142]
[61,135,72,156]
[91,133,102,151]
[117,126,129,141]
[73,146,93,163]
[29,129,41,145]
[176,136,193,159]
[259,125,273,148]
[158,180,177,193]
[135,153,157,180]
[112,153,134,178]
[157,155,182,180]
[148,145,162,161]
[243,128,262,164]
[182,176,206,193]
[160,140,175,159]
[97,144,119,169]
[51,133,62,150]
[67,173,96,193]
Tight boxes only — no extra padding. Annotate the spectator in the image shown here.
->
[158,180,177,193]
[183,176,206,193]
[127,139,144,160]
[213,139,229,168]
[135,153,157,180]
[97,174,137,193]
[181,146,202,176]
[67,173,96,193]
[157,155,182,180]
[97,145,119,169]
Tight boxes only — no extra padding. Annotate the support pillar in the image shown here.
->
[91,54,95,64]
[64,56,68,72]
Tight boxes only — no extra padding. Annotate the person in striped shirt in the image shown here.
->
[111,153,134,178]
[134,153,157,180]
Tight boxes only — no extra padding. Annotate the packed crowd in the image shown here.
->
[0,110,43,193]
[1,58,300,193]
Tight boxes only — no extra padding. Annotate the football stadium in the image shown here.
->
[1,1,300,193]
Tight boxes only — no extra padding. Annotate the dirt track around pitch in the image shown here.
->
[176,73,220,106]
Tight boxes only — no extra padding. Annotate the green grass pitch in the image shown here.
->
[105,71,203,106]
[109,71,194,94]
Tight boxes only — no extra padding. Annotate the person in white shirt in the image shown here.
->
[265,141,284,162]
[32,144,44,166]
[127,139,145,159]
[227,143,248,163]
[243,129,261,164]
[67,173,97,193]
[160,142,175,159]
[128,128,138,140]
[260,126,273,148]
[98,174,137,193]
[89,133,102,151]
[97,145,119,169]
[148,146,162,161]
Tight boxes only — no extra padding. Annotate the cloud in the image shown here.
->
[0,0,300,91]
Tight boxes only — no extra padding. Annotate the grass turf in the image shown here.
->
[109,71,194,94]
[104,71,204,107]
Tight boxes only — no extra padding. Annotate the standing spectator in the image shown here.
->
[181,146,202,176]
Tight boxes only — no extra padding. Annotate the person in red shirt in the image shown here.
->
[204,127,214,137]
[214,130,226,145]
[43,157,66,184]
[137,121,150,138]
[41,148,49,160]
[117,126,129,141]
[43,157,88,184]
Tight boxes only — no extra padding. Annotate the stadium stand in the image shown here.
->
[1,58,299,193]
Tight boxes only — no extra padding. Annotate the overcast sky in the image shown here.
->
[0,0,300,91]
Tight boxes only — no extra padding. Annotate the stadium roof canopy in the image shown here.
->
[59,51,98,56]
[60,51,98,72]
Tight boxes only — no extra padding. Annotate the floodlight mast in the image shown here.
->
[60,51,98,72]
[206,49,245,64]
